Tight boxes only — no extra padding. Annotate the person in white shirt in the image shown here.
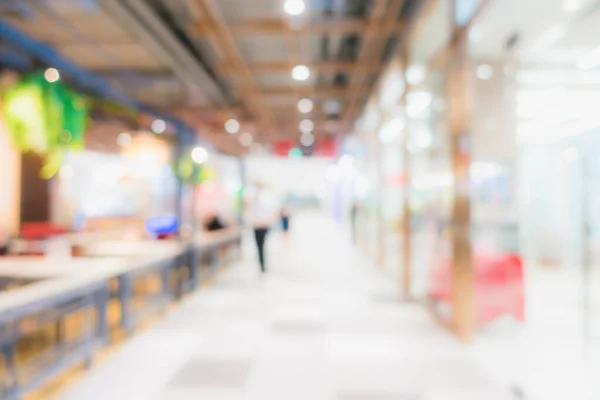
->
[248,183,278,273]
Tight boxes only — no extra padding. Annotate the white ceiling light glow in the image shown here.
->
[297,98,313,113]
[300,132,315,147]
[299,119,314,133]
[406,65,426,86]
[151,119,167,134]
[284,0,306,16]
[224,119,240,134]
[44,68,60,83]
[476,64,494,80]
[117,132,132,148]
[238,132,253,147]
[292,65,311,81]
[191,146,209,164]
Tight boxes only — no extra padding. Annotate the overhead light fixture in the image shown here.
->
[476,64,494,80]
[151,119,166,134]
[238,132,253,147]
[284,0,306,16]
[44,68,60,83]
[323,100,341,115]
[577,46,600,70]
[292,65,310,81]
[117,132,132,147]
[224,119,240,134]
[300,132,315,147]
[297,98,313,113]
[299,119,314,133]
[191,146,208,164]
[406,65,426,86]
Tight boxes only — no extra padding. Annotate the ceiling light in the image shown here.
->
[564,0,582,12]
[299,119,314,133]
[151,119,166,134]
[476,64,494,80]
[44,68,60,83]
[300,132,315,147]
[292,65,310,81]
[224,119,240,134]
[378,117,405,144]
[577,46,600,70]
[297,98,313,113]
[284,0,306,16]
[406,65,426,86]
[117,132,132,147]
[238,132,253,147]
[191,146,208,164]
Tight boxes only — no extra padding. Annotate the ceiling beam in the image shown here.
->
[193,17,404,37]
[343,0,406,123]
[218,60,381,76]
[190,0,277,136]
[262,85,349,98]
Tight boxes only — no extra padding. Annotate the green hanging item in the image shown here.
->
[1,72,89,178]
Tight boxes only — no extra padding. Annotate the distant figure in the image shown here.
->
[280,199,291,241]
[249,183,277,273]
[350,202,358,244]
[205,213,227,232]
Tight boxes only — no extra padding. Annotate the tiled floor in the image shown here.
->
[60,213,514,400]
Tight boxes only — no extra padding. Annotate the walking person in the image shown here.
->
[249,183,277,273]
[280,197,291,244]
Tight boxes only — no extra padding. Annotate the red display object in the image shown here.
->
[314,138,338,158]
[272,140,295,157]
[428,252,525,326]
[20,222,68,240]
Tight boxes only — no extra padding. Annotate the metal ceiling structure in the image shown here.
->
[0,0,422,154]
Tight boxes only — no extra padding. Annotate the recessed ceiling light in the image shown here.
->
[292,65,310,81]
[476,64,494,80]
[406,65,426,86]
[238,132,253,147]
[191,146,208,164]
[117,132,132,147]
[284,0,306,16]
[299,119,314,133]
[151,119,166,134]
[300,132,315,147]
[224,119,240,134]
[297,98,313,113]
[44,68,60,83]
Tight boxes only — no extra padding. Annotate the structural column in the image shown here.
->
[446,25,475,342]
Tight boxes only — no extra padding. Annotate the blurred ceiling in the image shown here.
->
[0,0,418,154]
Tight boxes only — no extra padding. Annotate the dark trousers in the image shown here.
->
[254,228,268,273]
